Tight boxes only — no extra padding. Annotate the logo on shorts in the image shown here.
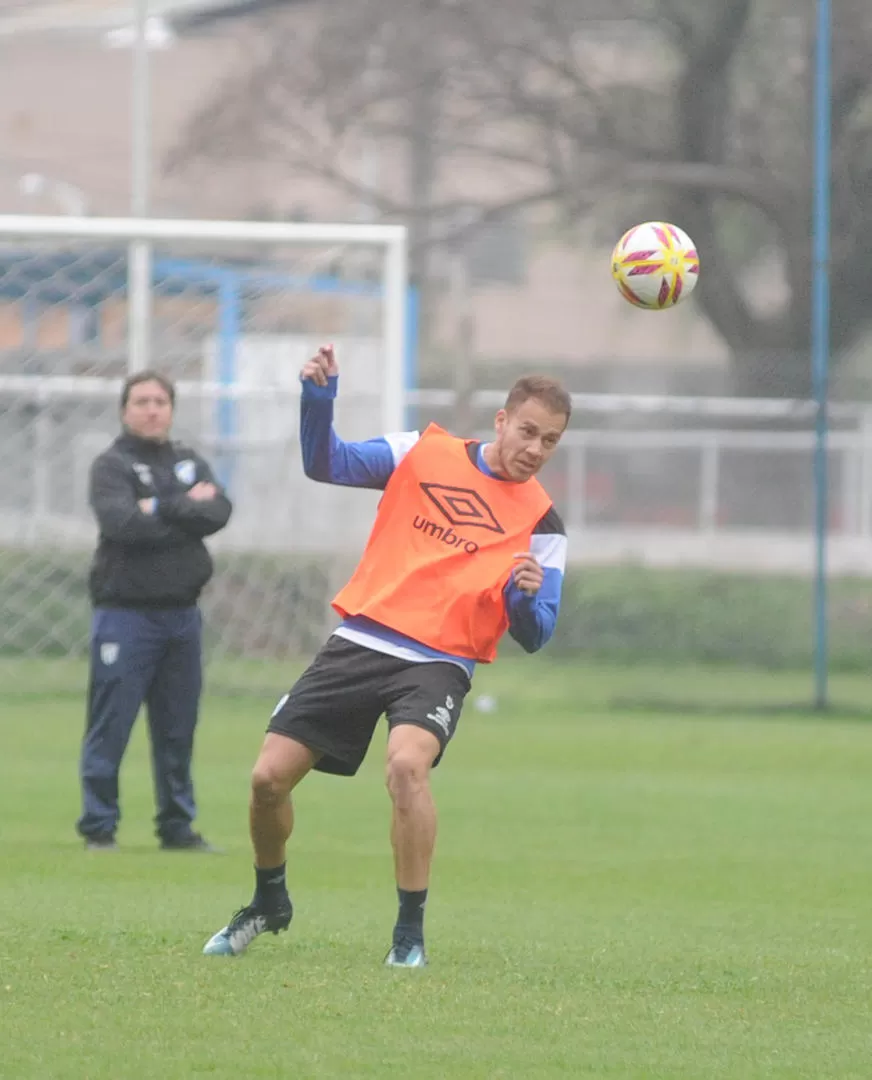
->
[100,643,119,665]
[426,695,455,737]
[270,693,289,718]
[174,459,196,486]
[419,483,505,534]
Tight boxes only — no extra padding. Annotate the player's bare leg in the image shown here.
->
[384,724,440,968]
[250,733,317,868]
[203,734,318,956]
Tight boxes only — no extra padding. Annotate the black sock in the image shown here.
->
[253,863,288,912]
[394,887,427,944]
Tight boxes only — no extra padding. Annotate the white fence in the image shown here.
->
[3,377,872,573]
[0,369,385,554]
[552,429,872,574]
[408,389,872,575]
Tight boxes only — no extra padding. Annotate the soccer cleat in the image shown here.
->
[384,935,428,969]
[160,832,222,853]
[202,902,293,957]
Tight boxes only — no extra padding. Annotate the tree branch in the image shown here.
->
[165,0,872,391]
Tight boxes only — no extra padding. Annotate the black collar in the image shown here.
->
[116,430,171,455]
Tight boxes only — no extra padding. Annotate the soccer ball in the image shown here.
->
[611,221,700,310]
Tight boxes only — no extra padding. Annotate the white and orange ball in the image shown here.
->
[611,221,700,310]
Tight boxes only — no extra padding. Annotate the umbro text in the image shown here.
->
[413,516,480,554]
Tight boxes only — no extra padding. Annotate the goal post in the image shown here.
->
[0,213,408,432]
[0,214,409,696]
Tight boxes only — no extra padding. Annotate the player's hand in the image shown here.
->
[187,481,217,502]
[512,552,544,596]
[300,344,339,387]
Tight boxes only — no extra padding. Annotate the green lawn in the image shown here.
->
[3,659,872,1078]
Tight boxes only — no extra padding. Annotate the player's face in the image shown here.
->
[123,380,173,442]
[492,397,567,482]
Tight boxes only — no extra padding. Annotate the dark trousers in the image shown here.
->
[77,606,203,842]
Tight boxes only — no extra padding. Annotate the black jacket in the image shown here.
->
[88,431,233,608]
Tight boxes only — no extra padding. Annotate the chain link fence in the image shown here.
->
[0,222,405,694]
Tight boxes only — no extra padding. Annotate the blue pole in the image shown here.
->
[811,0,832,710]
[404,285,420,430]
[217,272,241,492]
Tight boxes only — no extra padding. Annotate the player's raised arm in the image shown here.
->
[299,344,418,490]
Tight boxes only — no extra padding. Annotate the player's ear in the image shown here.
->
[494,408,508,437]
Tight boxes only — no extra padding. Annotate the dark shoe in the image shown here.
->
[160,831,222,853]
[202,901,293,956]
[84,834,118,851]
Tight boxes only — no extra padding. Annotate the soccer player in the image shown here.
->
[77,370,232,852]
[203,346,569,966]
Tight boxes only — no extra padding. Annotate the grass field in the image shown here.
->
[3,659,872,1079]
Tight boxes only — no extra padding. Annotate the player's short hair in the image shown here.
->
[120,370,176,409]
[504,375,572,422]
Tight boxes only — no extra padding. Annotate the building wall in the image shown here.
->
[0,14,729,371]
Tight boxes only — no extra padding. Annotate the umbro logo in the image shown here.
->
[425,695,456,737]
[413,516,480,554]
[419,483,505,534]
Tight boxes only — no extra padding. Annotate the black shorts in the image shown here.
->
[267,636,472,776]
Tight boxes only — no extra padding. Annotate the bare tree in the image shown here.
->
[170,0,872,395]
